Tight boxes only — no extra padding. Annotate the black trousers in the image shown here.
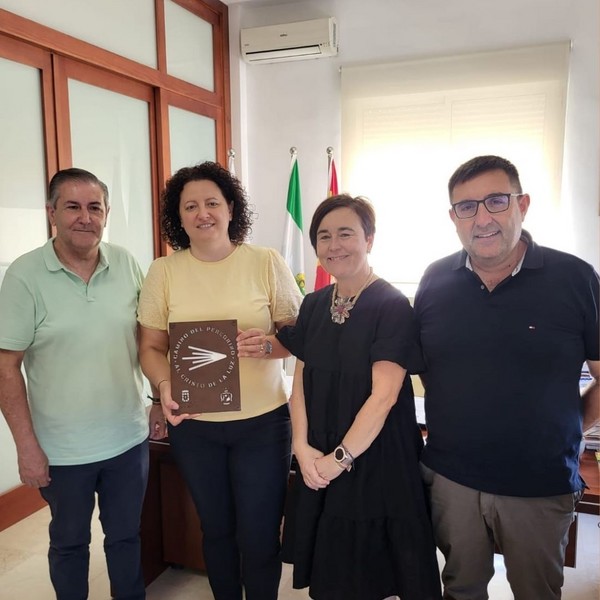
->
[40,439,149,600]
[167,404,292,600]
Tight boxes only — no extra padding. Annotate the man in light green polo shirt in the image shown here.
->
[0,168,149,600]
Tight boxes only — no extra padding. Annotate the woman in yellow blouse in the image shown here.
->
[138,161,302,600]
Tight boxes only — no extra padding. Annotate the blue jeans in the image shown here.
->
[167,404,292,600]
[40,439,149,600]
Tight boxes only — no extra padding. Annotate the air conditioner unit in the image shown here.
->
[241,17,338,64]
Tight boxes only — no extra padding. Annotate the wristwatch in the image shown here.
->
[333,444,354,471]
[264,339,273,356]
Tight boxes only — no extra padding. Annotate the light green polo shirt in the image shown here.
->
[0,239,147,465]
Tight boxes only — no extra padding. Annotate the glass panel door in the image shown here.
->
[0,38,54,493]
[62,61,156,273]
[0,56,49,270]
[164,0,214,91]
[169,105,216,173]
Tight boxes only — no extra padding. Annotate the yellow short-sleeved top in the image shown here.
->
[138,243,303,421]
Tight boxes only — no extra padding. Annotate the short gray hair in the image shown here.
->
[47,168,109,209]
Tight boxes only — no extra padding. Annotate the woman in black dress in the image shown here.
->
[276,195,441,600]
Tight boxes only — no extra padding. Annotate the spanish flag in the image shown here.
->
[314,152,338,290]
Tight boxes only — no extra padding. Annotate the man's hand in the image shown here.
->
[149,403,168,439]
[17,441,50,488]
[0,349,50,487]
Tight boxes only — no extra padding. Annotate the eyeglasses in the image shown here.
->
[451,193,523,219]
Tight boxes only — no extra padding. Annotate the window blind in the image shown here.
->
[341,43,570,288]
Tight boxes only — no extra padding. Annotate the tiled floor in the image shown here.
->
[0,505,598,599]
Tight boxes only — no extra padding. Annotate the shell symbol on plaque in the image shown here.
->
[181,346,228,371]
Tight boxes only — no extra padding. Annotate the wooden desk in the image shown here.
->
[140,443,599,585]
[140,439,205,587]
[578,449,599,515]
[563,450,598,568]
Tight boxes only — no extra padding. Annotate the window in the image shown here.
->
[342,43,570,293]
[0,0,231,267]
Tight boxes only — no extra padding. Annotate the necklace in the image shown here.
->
[330,268,375,324]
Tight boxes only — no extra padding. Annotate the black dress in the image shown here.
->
[277,279,441,600]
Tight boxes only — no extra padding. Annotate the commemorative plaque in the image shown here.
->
[169,319,241,414]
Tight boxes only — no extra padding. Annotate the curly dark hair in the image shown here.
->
[161,161,253,250]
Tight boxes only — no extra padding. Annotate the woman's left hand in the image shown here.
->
[237,328,269,358]
[314,454,346,482]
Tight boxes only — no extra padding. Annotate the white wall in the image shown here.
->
[1,0,598,496]
[229,0,600,291]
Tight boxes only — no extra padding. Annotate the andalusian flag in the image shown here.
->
[314,151,339,290]
[283,151,305,295]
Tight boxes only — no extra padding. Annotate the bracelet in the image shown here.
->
[333,443,354,472]
[342,443,355,463]
[147,395,161,405]
[156,378,168,390]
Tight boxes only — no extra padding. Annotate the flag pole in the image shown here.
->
[327,146,333,179]
[326,146,338,197]
[227,148,236,177]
